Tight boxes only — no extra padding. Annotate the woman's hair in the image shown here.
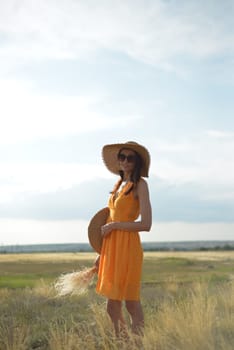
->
[111,148,143,195]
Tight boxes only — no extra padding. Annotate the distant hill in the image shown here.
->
[0,241,233,254]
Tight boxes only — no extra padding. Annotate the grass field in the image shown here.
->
[0,251,233,349]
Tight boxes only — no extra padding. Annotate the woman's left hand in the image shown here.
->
[94,255,100,272]
[101,222,116,238]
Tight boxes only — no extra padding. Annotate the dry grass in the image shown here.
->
[143,281,234,350]
[0,251,234,263]
[144,250,234,261]
[0,252,96,263]
[0,251,233,349]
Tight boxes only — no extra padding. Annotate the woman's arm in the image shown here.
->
[101,179,152,237]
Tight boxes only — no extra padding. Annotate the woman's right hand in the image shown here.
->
[101,222,116,237]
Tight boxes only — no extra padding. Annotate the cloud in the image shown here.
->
[0,79,140,144]
[150,177,234,223]
[0,179,111,220]
[0,162,112,204]
[1,128,233,199]
[0,175,233,223]
[206,130,234,139]
[0,0,233,72]
[150,131,234,190]
[0,128,233,223]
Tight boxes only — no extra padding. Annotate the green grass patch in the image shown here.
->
[0,252,233,289]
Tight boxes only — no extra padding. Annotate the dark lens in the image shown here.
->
[126,155,136,163]
[118,154,126,161]
[118,153,136,163]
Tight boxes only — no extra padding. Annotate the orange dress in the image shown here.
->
[96,182,143,301]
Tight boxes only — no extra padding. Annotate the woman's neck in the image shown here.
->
[123,174,131,182]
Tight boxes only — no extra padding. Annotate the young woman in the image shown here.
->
[95,141,152,337]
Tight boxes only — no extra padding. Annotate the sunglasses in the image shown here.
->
[118,153,136,163]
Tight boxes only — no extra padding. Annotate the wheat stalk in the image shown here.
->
[54,266,97,296]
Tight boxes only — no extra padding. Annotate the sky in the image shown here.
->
[0,0,234,245]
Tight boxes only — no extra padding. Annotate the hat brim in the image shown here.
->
[102,141,150,177]
[88,207,110,254]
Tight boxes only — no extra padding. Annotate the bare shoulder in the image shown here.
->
[136,178,149,194]
[138,177,148,187]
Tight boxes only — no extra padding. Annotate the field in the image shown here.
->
[0,251,233,349]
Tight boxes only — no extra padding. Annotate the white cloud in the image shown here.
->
[155,157,234,189]
[0,162,112,203]
[0,79,139,144]
[1,127,233,209]
[149,131,234,201]
[0,0,233,70]
[153,140,194,153]
[206,130,234,139]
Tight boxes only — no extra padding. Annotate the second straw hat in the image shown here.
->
[88,207,110,254]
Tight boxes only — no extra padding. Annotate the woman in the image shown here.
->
[95,141,152,337]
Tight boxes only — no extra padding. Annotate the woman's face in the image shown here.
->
[118,148,136,175]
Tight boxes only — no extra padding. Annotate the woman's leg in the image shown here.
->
[107,299,126,337]
[125,300,144,335]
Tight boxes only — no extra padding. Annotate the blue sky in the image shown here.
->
[0,0,233,245]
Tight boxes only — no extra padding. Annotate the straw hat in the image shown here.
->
[102,141,150,177]
[88,207,110,254]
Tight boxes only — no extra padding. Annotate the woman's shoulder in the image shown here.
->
[136,177,149,194]
[138,177,148,187]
